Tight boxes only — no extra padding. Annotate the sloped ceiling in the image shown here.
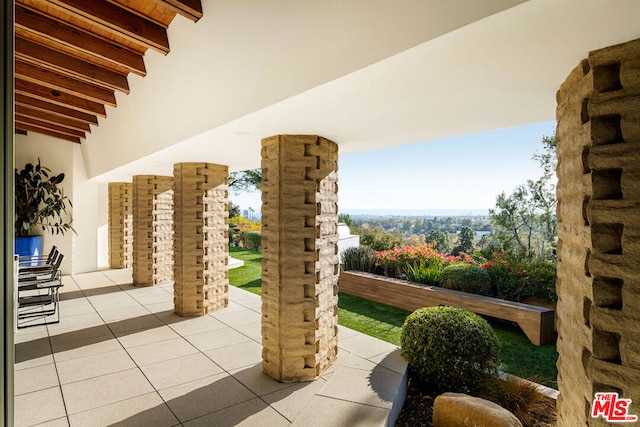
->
[13,0,202,143]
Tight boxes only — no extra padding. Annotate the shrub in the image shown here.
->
[481,253,557,302]
[376,244,449,279]
[401,306,500,393]
[404,258,443,286]
[440,263,491,296]
[244,231,262,251]
[229,217,262,248]
[341,246,378,273]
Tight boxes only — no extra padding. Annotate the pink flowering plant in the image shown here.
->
[480,253,556,302]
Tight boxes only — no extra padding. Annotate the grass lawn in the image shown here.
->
[228,247,558,388]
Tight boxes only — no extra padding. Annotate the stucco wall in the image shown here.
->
[14,133,101,274]
[14,133,75,275]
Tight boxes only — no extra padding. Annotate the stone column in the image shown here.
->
[261,135,339,382]
[173,163,229,316]
[556,38,640,425]
[132,175,174,287]
[108,182,133,269]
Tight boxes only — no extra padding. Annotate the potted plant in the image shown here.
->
[14,159,75,257]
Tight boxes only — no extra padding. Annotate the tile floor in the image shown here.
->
[14,270,407,427]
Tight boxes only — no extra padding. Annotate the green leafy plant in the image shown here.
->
[440,263,491,296]
[15,159,74,237]
[243,231,262,251]
[481,253,557,302]
[404,258,443,286]
[401,306,500,393]
[341,246,378,273]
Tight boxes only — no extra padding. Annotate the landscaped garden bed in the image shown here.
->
[228,246,558,426]
[339,270,554,345]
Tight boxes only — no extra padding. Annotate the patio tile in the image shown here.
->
[68,392,178,427]
[15,386,66,427]
[230,363,297,397]
[159,373,256,422]
[61,368,154,415]
[168,315,227,336]
[337,324,360,340]
[15,340,54,370]
[367,348,407,375]
[97,305,153,323]
[14,363,59,395]
[211,308,262,326]
[317,365,402,409]
[14,327,49,344]
[338,333,399,359]
[115,324,181,348]
[104,312,165,333]
[46,312,105,333]
[231,320,262,341]
[262,379,327,422]
[140,352,224,390]
[71,272,113,287]
[51,336,122,362]
[145,301,176,313]
[204,340,262,371]
[101,268,133,285]
[47,324,114,345]
[56,349,135,384]
[338,351,381,372]
[290,395,389,426]
[58,298,95,316]
[125,337,198,366]
[183,397,290,427]
[184,327,251,352]
[33,417,70,427]
[87,292,141,311]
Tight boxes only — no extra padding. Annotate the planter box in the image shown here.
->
[15,235,44,263]
[339,270,555,346]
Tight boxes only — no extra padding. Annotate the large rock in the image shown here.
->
[433,392,522,427]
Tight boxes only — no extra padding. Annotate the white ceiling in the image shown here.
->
[84,0,640,182]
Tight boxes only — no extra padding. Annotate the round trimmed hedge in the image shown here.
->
[440,263,491,296]
[400,306,500,393]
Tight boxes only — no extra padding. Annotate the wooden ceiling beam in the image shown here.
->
[15,60,117,107]
[15,122,81,144]
[47,0,170,54]
[157,0,203,22]
[16,37,130,94]
[16,5,147,76]
[15,94,98,125]
[16,114,86,139]
[15,78,107,117]
[16,104,91,133]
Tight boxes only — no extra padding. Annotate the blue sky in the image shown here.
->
[232,120,556,212]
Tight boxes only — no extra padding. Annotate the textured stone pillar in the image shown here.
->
[556,38,640,426]
[173,163,229,316]
[261,135,339,382]
[132,175,174,287]
[108,182,133,269]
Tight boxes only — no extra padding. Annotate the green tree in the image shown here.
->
[229,201,241,218]
[489,135,557,257]
[451,226,474,255]
[229,168,262,191]
[359,227,403,251]
[425,229,450,253]
[338,213,354,228]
